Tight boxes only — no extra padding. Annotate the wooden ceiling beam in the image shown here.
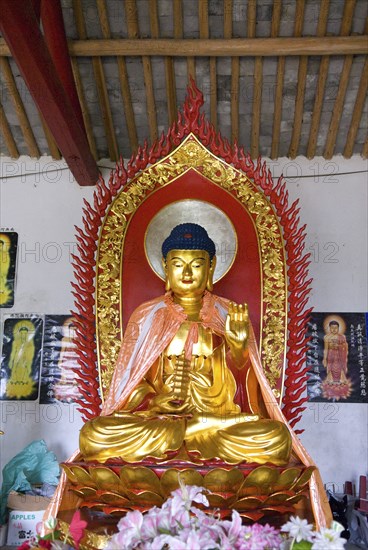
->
[0,36,360,57]
[4,34,367,60]
[0,0,98,185]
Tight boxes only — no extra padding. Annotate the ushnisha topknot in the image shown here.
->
[162,223,216,260]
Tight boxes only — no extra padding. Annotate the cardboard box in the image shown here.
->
[7,509,45,547]
[7,490,51,511]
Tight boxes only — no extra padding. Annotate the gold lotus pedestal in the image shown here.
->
[59,459,315,548]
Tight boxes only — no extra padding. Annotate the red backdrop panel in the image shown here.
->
[122,169,261,343]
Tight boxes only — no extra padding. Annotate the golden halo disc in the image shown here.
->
[144,199,238,283]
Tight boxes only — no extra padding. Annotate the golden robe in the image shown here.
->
[46,292,332,530]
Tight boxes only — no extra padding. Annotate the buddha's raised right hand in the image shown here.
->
[225,301,249,367]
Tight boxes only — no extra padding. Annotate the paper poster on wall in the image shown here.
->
[0,316,43,400]
[40,315,81,404]
[307,312,368,403]
[0,231,18,308]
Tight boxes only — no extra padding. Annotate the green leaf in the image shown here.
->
[293,541,312,550]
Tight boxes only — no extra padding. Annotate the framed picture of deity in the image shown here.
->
[0,232,18,308]
[40,314,81,404]
[0,316,43,401]
[306,312,368,403]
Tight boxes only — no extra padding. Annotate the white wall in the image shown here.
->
[0,154,367,493]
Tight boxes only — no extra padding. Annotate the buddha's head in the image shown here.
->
[162,223,216,298]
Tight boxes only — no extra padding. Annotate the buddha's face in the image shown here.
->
[330,324,339,334]
[164,249,215,298]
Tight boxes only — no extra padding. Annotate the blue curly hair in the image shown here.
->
[162,223,216,260]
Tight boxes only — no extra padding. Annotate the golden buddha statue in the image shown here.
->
[80,223,292,465]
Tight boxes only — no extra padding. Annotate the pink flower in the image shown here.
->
[237,523,282,550]
[140,507,172,540]
[107,509,144,549]
[69,510,87,550]
[222,509,243,544]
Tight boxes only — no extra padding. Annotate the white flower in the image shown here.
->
[164,479,209,515]
[281,515,314,542]
[312,527,346,549]
[44,516,58,531]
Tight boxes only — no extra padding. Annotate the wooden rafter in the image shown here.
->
[271,0,284,159]
[323,56,354,157]
[0,0,98,184]
[41,0,85,132]
[224,1,239,143]
[306,0,331,159]
[344,57,368,158]
[125,0,157,143]
[0,57,40,157]
[70,58,98,160]
[73,0,118,161]
[249,0,262,159]
[97,0,138,155]
[288,1,307,159]
[39,112,61,160]
[0,0,366,165]
[96,0,138,153]
[324,0,357,159]
[150,0,176,127]
[199,0,217,130]
[362,137,368,158]
[0,100,19,157]
[270,0,282,38]
[116,58,138,153]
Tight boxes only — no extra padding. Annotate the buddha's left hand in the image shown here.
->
[225,302,249,366]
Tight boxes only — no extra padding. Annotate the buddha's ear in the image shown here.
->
[207,256,216,291]
[162,257,171,291]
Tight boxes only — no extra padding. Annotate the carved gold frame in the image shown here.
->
[96,134,287,402]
